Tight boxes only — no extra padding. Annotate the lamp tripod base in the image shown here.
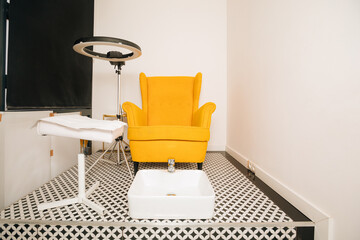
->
[89,135,133,179]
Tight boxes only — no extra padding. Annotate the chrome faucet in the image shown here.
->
[168,159,175,173]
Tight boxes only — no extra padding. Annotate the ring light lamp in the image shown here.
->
[73,36,142,164]
[73,36,142,62]
[73,36,142,118]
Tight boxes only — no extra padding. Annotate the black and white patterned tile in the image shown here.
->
[0,152,301,239]
[0,223,38,240]
[36,224,122,240]
[122,226,212,240]
[1,153,292,225]
[209,226,296,240]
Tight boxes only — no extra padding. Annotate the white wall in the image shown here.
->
[0,111,51,209]
[0,111,80,210]
[92,0,227,151]
[227,0,360,240]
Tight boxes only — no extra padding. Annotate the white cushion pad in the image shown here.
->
[37,115,126,143]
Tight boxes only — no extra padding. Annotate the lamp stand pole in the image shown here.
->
[115,62,125,121]
[72,37,141,180]
[100,61,133,178]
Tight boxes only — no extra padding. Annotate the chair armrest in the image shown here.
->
[122,102,146,126]
[192,102,216,128]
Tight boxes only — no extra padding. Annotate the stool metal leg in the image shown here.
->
[38,154,105,215]
[117,141,121,165]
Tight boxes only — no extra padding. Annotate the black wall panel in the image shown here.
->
[0,0,7,111]
[7,0,94,110]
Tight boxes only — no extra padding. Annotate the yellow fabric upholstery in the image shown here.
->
[130,141,208,163]
[192,102,217,128]
[128,126,210,141]
[122,72,215,164]
[123,102,147,126]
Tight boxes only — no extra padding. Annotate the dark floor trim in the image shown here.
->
[218,151,310,222]
[296,226,315,240]
[215,151,314,240]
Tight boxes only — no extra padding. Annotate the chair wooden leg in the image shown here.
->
[134,162,139,175]
[197,162,203,170]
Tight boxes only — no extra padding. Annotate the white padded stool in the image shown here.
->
[36,114,131,215]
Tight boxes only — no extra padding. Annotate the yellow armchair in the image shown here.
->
[123,72,216,175]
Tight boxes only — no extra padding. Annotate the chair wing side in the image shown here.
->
[192,102,216,128]
[122,102,147,126]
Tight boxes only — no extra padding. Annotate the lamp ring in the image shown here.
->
[73,36,142,62]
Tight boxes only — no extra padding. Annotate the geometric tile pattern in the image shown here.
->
[0,224,297,240]
[0,153,293,224]
[0,223,38,240]
[209,227,296,240]
[122,226,212,240]
[36,224,122,239]
[0,152,301,239]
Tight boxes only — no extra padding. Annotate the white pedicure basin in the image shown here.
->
[128,170,215,219]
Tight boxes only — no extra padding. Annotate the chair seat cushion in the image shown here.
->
[127,125,210,141]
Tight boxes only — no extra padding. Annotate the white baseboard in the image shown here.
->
[225,145,249,167]
[225,146,332,240]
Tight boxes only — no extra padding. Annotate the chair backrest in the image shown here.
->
[140,72,202,126]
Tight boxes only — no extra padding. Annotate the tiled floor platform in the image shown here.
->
[0,152,314,239]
